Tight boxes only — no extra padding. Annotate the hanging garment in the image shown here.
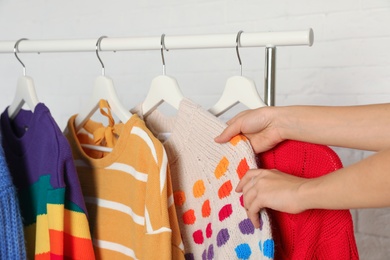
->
[0,103,95,260]
[258,140,359,260]
[0,144,26,259]
[64,101,185,260]
[132,98,275,260]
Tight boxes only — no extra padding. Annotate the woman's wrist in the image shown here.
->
[271,106,298,142]
[295,177,323,212]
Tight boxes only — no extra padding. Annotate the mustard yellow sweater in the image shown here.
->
[65,108,184,260]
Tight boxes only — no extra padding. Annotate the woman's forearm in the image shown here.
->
[276,103,390,151]
[300,148,390,210]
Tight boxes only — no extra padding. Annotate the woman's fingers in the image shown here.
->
[247,201,263,229]
[235,169,259,192]
[236,170,265,228]
[214,122,241,143]
[214,110,251,143]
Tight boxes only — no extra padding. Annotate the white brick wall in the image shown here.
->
[1,1,389,258]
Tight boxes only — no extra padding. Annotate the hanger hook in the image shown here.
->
[96,36,108,76]
[160,34,169,75]
[235,30,244,76]
[14,38,28,76]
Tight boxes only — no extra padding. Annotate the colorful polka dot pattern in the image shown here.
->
[174,135,274,259]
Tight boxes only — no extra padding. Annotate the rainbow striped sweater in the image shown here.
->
[1,104,95,259]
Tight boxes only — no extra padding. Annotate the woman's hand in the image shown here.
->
[215,107,284,153]
[236,168,310,228]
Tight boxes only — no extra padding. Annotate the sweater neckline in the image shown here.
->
[1,103,47,157]
[66,113,139,168]
[142,98,199,162]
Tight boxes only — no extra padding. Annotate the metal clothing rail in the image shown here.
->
[0,29,314,105]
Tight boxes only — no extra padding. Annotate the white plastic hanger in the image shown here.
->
[8,38,39,119]
[74,36,132,133]
[209,31,267,117]
[141,34,184,117]
[75,36,130,153]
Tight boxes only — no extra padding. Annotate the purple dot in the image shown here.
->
[202,249,207,260]
[216,228,230,247]
[207,244,214,259]
[185,253,194,260]
[239,218,255,235]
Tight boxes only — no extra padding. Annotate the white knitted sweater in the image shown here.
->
[133,98,274,260]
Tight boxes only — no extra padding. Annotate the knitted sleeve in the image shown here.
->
[53,137,95,259]
[166,164,186,259]
[61,150,95,259]
[174,134,275,260]
[140,127,185,259]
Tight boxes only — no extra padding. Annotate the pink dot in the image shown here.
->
[239,195,244,207]
[206,223,212,238]
[193,230,204,244]
[219,204,233,222]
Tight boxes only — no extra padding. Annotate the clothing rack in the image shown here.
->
[0,29,314,106]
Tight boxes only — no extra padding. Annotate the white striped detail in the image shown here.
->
[148,227,172,235]
[159,148,168,194]
[168,194,174,208]
[105,162,148,182]
[78,128,94,138]
[131,126,167,194]
[179,241,185,251]
[84,197,144,225]
[93,239,138,259]
[130,126,158,164]
[144,208,172,235]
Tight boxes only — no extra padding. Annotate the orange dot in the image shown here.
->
[173,191,186,206]
[182,209,196,225]
[214,157,229,179]
[237,158,249,180]
[230,135,247,146]
[202,200,211,218]
[193,180,205,198]
[218,180,233,199]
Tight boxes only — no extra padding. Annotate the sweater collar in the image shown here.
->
[1,103,47,157]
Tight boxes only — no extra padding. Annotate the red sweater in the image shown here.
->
[258,140,359,260]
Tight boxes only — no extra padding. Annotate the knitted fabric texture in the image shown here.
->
[257,140,359,260]
[1,104,95,259]
[0,145,26,259]
[133,98,274,260]
[64,101,185,260]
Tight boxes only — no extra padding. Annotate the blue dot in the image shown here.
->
[262,239,275,258]
[235,243,252,259]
